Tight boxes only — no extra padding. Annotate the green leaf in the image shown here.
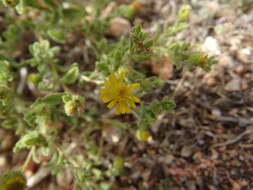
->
[0,85,12,106]
[62,95,72,103]
[144,40,153,48]
[34,93,65,106]
[141,76,165,92]
[134,24,141,34]
[160,97,176,112]
[1,119,17,129]
[15,0,26,14]
[100,182,112,190]
[13,131,47,152]
[29,40,60,61]
[48,28,66,43]
[62,8,85,20]
[61,64,79,84]
[0,60,13,83]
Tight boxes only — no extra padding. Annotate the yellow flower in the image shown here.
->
[99,72,140,114]
[0,171,26,190]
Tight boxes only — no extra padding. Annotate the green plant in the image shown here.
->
[0,1,216,189]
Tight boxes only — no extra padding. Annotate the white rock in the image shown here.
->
[203,36,221,55]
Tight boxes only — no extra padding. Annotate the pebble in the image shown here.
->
[216,9,236,21]
[206,76,217,86]
[211,109,221,119]
[236,48,251,63]
[205,1,220,18]
[181,146,193,158]
[203,36,221,56]
[218,54,234,68]
[234,65,244,74]
[158,155,174,165]
[225,78,241,91]
[108,17,131,37]
[0,156,6,167]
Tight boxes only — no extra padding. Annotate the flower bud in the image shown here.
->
[136,129,150,141]
[27,74,40,84]
[2,0,19,7]
[178,5,191,23]
[64,99,85,116]
[0,171,26,190]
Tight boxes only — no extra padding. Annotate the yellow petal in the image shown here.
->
[129,95,140,103]
[117,102,124,114]
[115,105,121,114]
[118,72,125,82]
[129,100,136,108]
[129,83,140,90]
[99,88,107,93]
[115,101,123,114]
[107,100,117,109]
[100,93,113,103]
[121,101,130,114]
[124,105,130,113]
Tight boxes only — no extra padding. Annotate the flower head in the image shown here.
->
[99,72,140,114]
[0,171,26,190]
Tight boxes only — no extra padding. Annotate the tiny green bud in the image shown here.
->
[27,73,40,84]
[2,0,19,7]
[178,5,191,23]
[136,129,150,141]
[123,5,135,19]
[64,99,85,116]
[64,100,76,116]
[119,1,142,20]
[0,171,26,190]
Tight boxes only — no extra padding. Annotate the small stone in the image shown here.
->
[234,65,244,74]
[158,155,174,165]
[203,36,221,56]
[151,56,174,80]
[0,156,6,167]
[206,77,217,86]
[108,17,131,37]
[229,37,242,52]
[205,1,220,17]
[190,13,202,24]
[216,9,236,21]
[181,146,192,158]
[1,135,13,150]
[236,48,251,63]
[241,80,248,90]
[218,54,234,68]
[211,109,221,119]
[225,78,241,91]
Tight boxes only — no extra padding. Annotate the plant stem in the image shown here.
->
[22,147,34,172]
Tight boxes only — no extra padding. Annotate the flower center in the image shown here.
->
[118,87,128,99]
